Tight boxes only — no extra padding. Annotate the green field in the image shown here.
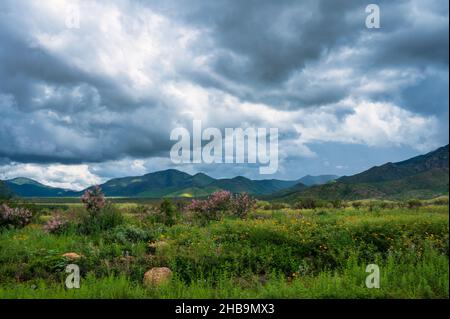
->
[0,198,448,299]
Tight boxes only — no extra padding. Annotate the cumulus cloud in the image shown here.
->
[0,162,101,190]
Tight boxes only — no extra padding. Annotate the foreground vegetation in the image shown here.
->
[0,194,448,299]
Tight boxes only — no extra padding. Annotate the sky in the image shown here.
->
[0,0,448,190]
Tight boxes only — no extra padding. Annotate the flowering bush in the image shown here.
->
[44,213,69,234]
[186,190,232,222]
[81,186,106,215]
[186,191,256,222]
[231,193,256,219]
[0,204,32,229]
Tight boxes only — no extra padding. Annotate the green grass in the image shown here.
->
[0,203,448,299]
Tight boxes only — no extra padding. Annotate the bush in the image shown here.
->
[186,190,232,223]
[158,199,177,226]
[186,191,257,223]
[406,199,422,209]
[78,204,124,234]
[0,204,32,229]
[351,201,363,209]
[329,199,343,209]
[294,198,321,209]
[81,186,106,215]
[262,202,290,210]
[43,213,69,234]
[106,224,152,244]
[231,193,256,219]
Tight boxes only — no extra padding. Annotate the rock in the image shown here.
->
[62,252,82,260]
[143,267,172,287]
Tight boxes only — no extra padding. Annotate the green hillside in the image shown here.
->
[273,145,449,201]
[0,180,12,199]
[4,178,77,197]
[94,170,299,197]
[297,174,339,186]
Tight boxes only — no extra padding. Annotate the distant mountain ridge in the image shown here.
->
[0,170,338,198]
[92,169,302,197]
[4,178,78,197]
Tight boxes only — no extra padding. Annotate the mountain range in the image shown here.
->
[1,144,448,200]
[1,170,337,199]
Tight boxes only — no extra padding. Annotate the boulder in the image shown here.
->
[62,252,82,260]
[143,267,172,287]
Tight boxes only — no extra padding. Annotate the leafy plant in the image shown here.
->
[158,199,177,226]
[106,225,152,244]
[78,204,124,234]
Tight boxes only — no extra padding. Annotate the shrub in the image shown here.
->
[0,204,32,229]
[231,193,256,219]
[78,204,124,234]
[294,198,318,209]
[186,191,257,223]
[430,196,449,206]
[158,199,177,226]
[351,201,363,209]
[263,202,290,210]
[43,213,69,234]
[329,199,343,209]
[186,190,232,222]
[406,199,422,209]
[81,186,106,215]
[107,225,152,244]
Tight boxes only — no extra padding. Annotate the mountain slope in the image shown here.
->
[0,180,13,199]
[95,170,299,197]
[339,145,449,184]
[274,145,449,201]
[298,175,339,186]
[4,178,77,197]
[99,169,196,197]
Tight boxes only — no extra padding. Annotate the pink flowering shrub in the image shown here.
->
[81,186,106,215]
[231,193,257,219]
[44,213,69,234]
[186,190,232,221]
[0,204,32,229]
[186,190,256,222]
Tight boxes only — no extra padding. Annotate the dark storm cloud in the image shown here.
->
[0,4,177,164]
[147,0,448,109]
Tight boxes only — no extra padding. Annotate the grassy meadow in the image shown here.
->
[0,196,448,299]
